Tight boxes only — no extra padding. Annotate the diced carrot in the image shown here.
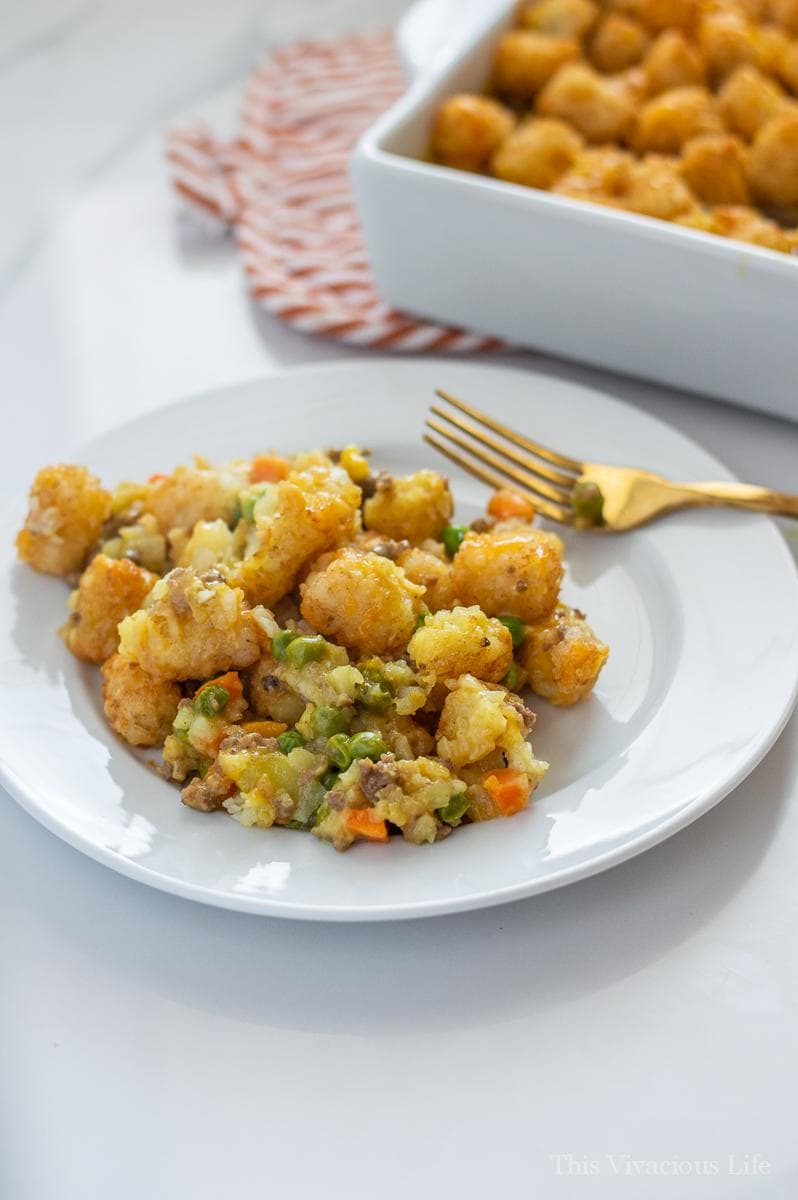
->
[344,808,389,842]
[487,488,535,523]
[195,671,243,705]
[250,454,290,483]
[240,720,288,737]
[148,472,167,484]
[481,767,531,817]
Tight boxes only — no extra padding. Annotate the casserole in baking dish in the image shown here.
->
[352,0,798,419]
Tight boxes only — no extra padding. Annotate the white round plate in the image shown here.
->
[2,359,797,921]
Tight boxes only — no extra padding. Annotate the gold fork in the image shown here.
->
[424,389,798,531]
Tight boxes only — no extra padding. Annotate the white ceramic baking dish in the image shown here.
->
[351,0,798,420]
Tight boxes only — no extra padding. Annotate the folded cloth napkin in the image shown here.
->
[166,30,496,352]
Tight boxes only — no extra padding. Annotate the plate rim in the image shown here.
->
[3,357,798,921]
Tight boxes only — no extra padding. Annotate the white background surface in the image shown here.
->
[2,1,798,1196]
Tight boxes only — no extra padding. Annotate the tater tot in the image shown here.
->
[491,117,584,188]
[676,203,796,250]
[537,63,636,141]
[362,469,453,544]
[229,465,361,607]
[430,94,515,171]
[590,13,651,72]
[699,8,757,79]
[552,145,635,202]
[635,0,698,31]
[519,0,599,40]
[493,30,580,98]
[620,153,697,217]
[644,30,707,92]
[747,108,798,205]
[520,603,609,705]
[408,606,513,684]
[451,526,564,624]
[61,554,157,665]
[753,23,791,74]
[16,464,111,577]
[396,545,457,612]
[299,549,425,659]
[118,567,260,681]
[631,85,723,153]
[144,462,246,534]
[778,38,798,92]
[718,64,788,139]
[101,654,182,747]
[679,133,751,203]
[771,0,798,34]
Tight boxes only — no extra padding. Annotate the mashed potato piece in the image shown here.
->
[520,603,609,705]
[300,548,425,658]
[436,674,548,783]
[363,469,453,543]
[175,518,242,572]
[61,554,156,664]
[229,465,360,607]
[16,464,111,576]
[101,654,181,746]
[452,526,564,623]
[245,653,306,725]
[408,606,513,684]
[118,567,259,681]
[430,94,515,171]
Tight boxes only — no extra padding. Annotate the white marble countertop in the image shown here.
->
[3,2,798,1197]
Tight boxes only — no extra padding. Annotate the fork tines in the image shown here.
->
[424,389,582,525]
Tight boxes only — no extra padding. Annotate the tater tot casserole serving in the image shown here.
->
[428,0,798,255]
[16,443,608,852]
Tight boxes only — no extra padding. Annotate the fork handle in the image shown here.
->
[677,481,798,518]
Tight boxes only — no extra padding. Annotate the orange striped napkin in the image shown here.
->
[166,30,497,352]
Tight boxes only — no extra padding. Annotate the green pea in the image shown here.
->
[312,705,351,738]
[285,635,326,668]
[319,773,339,794]
[572,480,605,527]
[498,614,526,649]
[326,733,352,770]
[502,662,521,691]
[439,793,470,825]
[272,629,298,661]
[277,729,305,754]
[414,612,428,631]
[348,731,388,762]
[229,500,242,528]
[293,780,326,826]
[356,681,393,713]
[240,494,258,523]
[194,684,230,717]
[442,524,468,558]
